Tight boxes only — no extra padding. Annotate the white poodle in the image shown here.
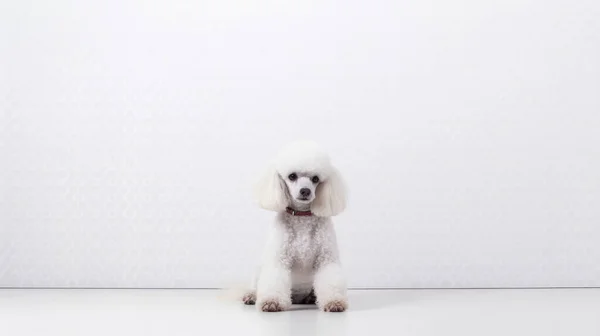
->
[242,140,348,312]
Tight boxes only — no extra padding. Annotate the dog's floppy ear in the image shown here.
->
[311,167,347,217]
[254,163,288,212]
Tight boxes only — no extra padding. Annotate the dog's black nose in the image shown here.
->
[300,188,311,197]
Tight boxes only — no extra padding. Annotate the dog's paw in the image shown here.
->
[322,299,348,312]
[242,292,256,305]
[259,299,284,312]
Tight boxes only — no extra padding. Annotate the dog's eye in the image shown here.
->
[311,176,320,183]
[288,173,297,181]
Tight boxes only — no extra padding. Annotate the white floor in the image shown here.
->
[1,289,599,336]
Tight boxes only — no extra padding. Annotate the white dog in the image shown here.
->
[242,141,348,312]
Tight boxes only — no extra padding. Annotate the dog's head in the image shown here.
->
[254,141,347,217]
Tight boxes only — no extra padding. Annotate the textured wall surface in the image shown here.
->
[1,0,599,288]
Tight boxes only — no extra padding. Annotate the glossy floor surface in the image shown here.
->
[1,289,599,336]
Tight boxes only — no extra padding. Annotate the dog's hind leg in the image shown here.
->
[243,290,257,305]
[242,267,260,305]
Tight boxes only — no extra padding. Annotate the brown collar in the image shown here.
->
[286,207,313,216]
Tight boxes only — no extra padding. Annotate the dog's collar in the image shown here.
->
[285,207,313,216]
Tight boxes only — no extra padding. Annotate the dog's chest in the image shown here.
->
[285,216,321,268]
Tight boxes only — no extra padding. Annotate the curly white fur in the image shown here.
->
[243,141,348,312]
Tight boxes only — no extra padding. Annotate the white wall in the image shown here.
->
[1,0,599,288]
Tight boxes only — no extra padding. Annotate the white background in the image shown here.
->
[1,0,599,288]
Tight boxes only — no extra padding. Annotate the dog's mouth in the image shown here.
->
[296,197,311,202]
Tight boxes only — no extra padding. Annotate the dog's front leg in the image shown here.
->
[313,262,348,312]
[256,262,292,312]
